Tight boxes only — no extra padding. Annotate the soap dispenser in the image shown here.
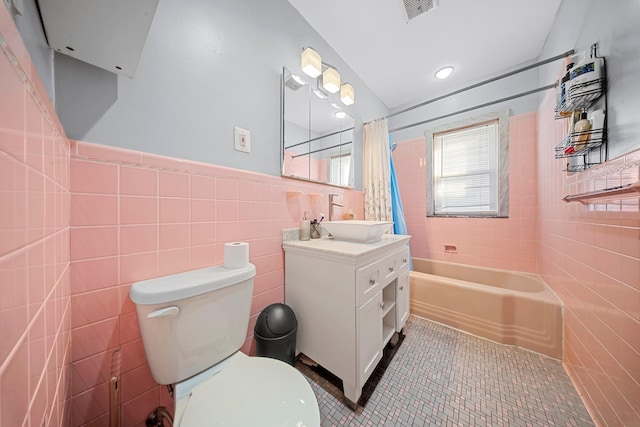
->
[299,212,310,241]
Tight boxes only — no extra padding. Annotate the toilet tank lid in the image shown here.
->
[130,264,256,305]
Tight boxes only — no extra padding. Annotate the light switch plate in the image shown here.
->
[234,127,251,153]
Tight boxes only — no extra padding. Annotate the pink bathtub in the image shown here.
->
[410,258,563,359]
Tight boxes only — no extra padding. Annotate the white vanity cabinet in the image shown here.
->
[283,234,410,407]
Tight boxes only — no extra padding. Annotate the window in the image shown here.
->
[329,153,351,187]
[426,112,509,217]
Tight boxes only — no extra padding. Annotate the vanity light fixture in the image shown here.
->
[322,66,341,93]
[300,46,355,104]
[435,66,454,80]
[335,110,347,119]
[340,83,355,106]
[301,47,322,78]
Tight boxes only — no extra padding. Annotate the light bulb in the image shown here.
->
[322,67,341,93]
[301,47,322,78]
[340,83,355,105]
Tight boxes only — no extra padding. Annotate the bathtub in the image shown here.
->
[410,258,563,359]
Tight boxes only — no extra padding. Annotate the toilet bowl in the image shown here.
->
[175,352,318,426]
[130,255,320,426]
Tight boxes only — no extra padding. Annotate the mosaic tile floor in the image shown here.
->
[296,316,594,427]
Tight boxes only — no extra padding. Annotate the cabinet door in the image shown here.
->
[396,271,410,332]
[356,291,383,384]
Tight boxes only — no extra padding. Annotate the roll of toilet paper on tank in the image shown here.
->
[224,242,249,269]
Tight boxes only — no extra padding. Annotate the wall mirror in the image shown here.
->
[281,67,355,188]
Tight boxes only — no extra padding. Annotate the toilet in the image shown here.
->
[130,261,320,426]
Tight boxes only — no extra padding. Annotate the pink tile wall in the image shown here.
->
[0,6,71,427]
[537,90,640,425]
[68,140,364,426]
[393,112,539,273]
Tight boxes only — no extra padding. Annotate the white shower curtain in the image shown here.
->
[363,118,392,221]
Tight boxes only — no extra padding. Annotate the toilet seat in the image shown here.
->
[177,353,320,427]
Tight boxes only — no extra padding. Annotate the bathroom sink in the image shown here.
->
[322,220,393,243]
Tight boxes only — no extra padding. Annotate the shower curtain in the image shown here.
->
[389,135,412,269]
[363,118,392,221]
[389,136,408,236]
[363,118,412,266]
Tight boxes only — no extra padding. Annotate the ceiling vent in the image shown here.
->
[402,0,440,22]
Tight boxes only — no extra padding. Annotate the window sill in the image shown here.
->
[428,214,509,219]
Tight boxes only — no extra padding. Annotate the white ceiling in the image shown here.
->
[287,0,562,110]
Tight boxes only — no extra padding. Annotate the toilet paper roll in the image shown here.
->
[224,242,249,269]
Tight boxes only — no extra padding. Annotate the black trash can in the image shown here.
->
[254,303,297,366]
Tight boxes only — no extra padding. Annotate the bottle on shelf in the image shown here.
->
[557,62,574,115]
[573,110,592,152]
[567,54,604,108]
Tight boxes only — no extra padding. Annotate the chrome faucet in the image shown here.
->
[329,194,344,221]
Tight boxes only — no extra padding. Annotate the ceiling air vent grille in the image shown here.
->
[402,0,439,22]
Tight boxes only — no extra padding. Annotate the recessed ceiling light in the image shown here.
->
[335,111,347,119]
[435,66,454,80]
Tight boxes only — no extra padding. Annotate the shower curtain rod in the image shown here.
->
[385,49,574,120]
[388,83,556,133]
[284,126,355,150]
[291,141,352,158]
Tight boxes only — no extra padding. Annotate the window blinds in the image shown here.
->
[433,120,498,214]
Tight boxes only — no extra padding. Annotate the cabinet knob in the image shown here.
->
[379,301,385,310]
[369,278,376,286]
[402,258,407,263]
[388,267,394,272]
[400,286,404,291]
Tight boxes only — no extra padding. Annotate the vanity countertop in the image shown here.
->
[282,233,410,260]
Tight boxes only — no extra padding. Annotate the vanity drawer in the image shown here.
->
[356,261,381,307]
[380,252,398,283]
[396,247,410,273]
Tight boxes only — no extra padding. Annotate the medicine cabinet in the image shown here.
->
[280,67,355,188]
[553,45,607,173]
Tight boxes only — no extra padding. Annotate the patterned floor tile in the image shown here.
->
[297,316,593,427]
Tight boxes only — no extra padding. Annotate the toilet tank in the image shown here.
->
[130,263,256,385]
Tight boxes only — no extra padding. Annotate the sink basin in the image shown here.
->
[322,220,393,243]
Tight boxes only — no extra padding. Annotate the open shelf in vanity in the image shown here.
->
[283,233,410,409]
